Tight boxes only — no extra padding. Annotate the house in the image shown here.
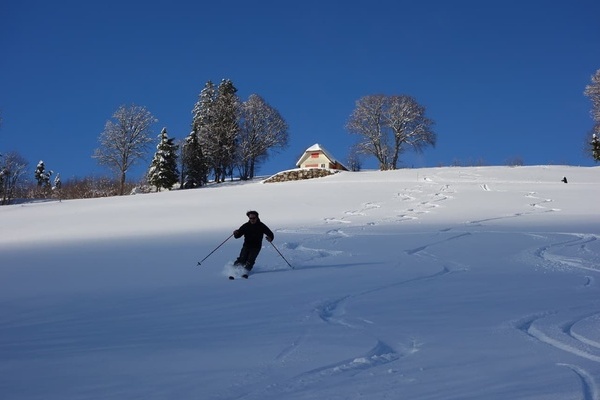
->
[296,143,348,171]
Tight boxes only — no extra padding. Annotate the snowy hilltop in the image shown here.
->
[1,165,599,400]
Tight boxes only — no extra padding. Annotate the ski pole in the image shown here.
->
[197,233,234,266]
[270,241,294,269]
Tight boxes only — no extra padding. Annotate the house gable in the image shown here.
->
[296,143,347,170]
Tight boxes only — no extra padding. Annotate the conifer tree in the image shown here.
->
[211,79,240,182]
[0,157,3,195]
[186,81,216,186]
[192,81,216,136]
[147,128,179,191]
[592,133,600,162]
[34,160,52,188]
[34,160,53,197]
[182,128,208,188]
[54,173,62,201]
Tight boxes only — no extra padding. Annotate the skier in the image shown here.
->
[233,210,274,278]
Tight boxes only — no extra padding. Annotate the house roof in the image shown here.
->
[296,143,340,166]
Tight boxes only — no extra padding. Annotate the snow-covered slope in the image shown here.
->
[1,166,599,400]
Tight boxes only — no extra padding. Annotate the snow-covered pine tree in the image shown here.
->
[0,154,4,195]
[186,81,217,186]
[192,81,216,135]
[182,128,208,188]
[54,173,61,189]
[193,81,222,182]
[34,160,52,188]
[147,128,179,191]
[212,79,240,182]
[34,160,53,197]
[53,173,62,201]
[592,133,600,162]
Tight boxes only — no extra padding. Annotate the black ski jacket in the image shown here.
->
[234,219,274,249]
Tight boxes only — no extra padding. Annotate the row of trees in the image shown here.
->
[92,79,290,194]
[182,80,289,187]
[2,68,599,204]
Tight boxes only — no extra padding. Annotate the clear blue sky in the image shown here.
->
[1,0,599,181]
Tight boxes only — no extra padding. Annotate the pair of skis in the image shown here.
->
[228,266,249,280]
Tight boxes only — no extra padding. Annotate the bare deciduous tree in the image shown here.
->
[93,104,157,195]
[347,94,436,170]
[386,95,436,167]
[583,69,600,162]
[1,152,28,205]
[584,68,600,128]
[584,69,600,162]
[237,94,289,180]
[347,95,389,169]
[347,144,363,172]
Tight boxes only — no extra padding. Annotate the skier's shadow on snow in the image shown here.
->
[254,262,385,274]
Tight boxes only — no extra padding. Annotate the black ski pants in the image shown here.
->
[234,245,261,271]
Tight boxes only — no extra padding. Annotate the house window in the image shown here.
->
[311,153,319,158]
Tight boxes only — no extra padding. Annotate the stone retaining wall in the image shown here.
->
[263,168,338,183]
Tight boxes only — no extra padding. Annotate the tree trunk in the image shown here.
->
[120,171,126,195]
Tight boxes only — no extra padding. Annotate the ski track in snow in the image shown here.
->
[231,186,467,399]
[228,340,402,400]
[315,265,453,328]
[510,233,600,400]
[557,363,599,400]
[319,182,563,233]
[515,311,600,400]
[516,310,600,362]
[264,235,463,398]
[266,182,599,400]
[533,234,600,274]
[319,184,455,227]
[465,190,560,226]
[228,263,441,400]
[283,189,599,399]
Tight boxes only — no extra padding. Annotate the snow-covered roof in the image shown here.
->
[296,143,340,166]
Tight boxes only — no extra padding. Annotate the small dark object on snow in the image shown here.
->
[561,177,568,183]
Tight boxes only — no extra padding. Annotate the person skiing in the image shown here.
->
[232,210,274,278]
